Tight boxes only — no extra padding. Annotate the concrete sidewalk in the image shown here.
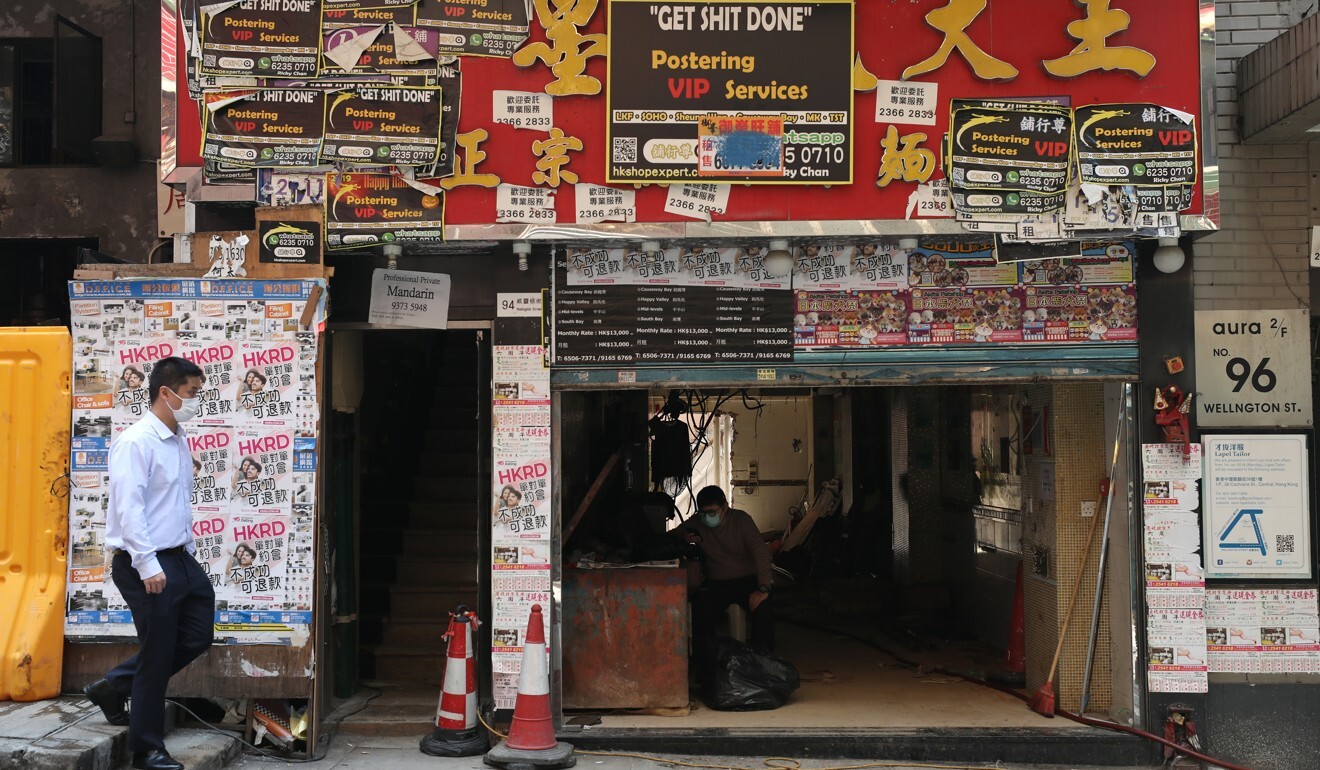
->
[0,695,240,770]
[232,734,1161,770]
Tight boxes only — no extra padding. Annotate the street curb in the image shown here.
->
[0,698,245,770]
[162,727,244,770]
[563,726,1152,766]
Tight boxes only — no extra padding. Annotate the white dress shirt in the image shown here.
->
[107,411,195,580]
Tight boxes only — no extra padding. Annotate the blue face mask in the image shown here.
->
[701,512,722,528]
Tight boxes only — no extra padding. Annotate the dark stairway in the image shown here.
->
[344,331,484,736]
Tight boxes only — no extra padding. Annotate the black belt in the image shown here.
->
[113,545,188,556]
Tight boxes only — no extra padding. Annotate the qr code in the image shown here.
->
[1277,534,1295,554]
[612,137,637,164]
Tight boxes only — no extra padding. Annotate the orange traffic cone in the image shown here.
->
[997,562,1027,685]
[483,605,575,770]
[420,607,489,757]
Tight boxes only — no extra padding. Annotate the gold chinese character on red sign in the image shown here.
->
[440,130,501,190]
[876,126,936,187]
[902,0,1018,82]
[531,128,583,187]
[1044,0,1156,78]
[513,0,607,96]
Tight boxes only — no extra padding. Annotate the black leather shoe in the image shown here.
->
[131,749,184,770]
[83,678,129,726]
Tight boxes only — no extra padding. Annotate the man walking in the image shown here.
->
[686,485,776,652]
[84,357,215,770]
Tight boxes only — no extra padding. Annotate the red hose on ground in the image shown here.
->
[1055,705,1253,770]
[961,671,1255,770]
[784,619,1256,770]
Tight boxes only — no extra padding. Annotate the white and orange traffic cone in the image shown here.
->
[420,607,489,757]
[483,604,575,770]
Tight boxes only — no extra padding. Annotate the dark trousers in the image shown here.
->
[107,550,216,752]
[692,575,775,652]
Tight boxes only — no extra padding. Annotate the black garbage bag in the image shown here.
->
[697,636,800,711]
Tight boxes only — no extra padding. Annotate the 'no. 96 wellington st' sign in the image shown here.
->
[1194,309,1312,428]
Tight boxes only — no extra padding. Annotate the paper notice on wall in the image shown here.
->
[664,183,729,221]
[68,279,323,640]
[1141,443,1203,481]
[235,342,298,424]
[187,425,233,516]
[112,341,180,430]
[490,340,552,708]
[496,184,556,224]
[875,79,937,126]
[1147,609,1209,693]
[1207,589,1320,673]
[220,513,291,611]
[232,426,294,516]
[1143,478,1200,512]
[575,184,637,224]
[182,340,240,423]
[908,179,953,219]
[492,90,553,131]
[68,484,110,585]
[1144,513,1205,610]
[1141,441,1206,685]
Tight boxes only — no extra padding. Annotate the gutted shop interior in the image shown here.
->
[554,380,1136,731]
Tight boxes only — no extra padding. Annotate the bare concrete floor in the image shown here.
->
[592,623,1084,730]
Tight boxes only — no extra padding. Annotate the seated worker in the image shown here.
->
[684,485,775,652]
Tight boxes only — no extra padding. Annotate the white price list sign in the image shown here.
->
[367,269,451,329]
[1194,309,1312,427]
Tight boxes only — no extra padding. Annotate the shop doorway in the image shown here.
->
[336,327,490,735]
[557,381,1135,735]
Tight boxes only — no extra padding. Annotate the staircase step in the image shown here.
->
[361,527,480,557]
[369,645,447,683]
[336,683,441,737]
[402,528,479,556]
[429,405,481,422]
[424,428,480,446]
[360,584,481,618]
[361,503,479,526]
[381,618,452,646]
[364,532,479,559]
[362,477,480,503]
[361,555,481,583]
[412,479,481,501]
[397,557,480,584]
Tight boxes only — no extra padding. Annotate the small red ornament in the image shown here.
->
[1155,385,1196,455]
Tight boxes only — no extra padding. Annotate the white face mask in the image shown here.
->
[167,388,201,423]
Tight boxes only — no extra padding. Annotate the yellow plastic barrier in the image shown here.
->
[0,327,71,701]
